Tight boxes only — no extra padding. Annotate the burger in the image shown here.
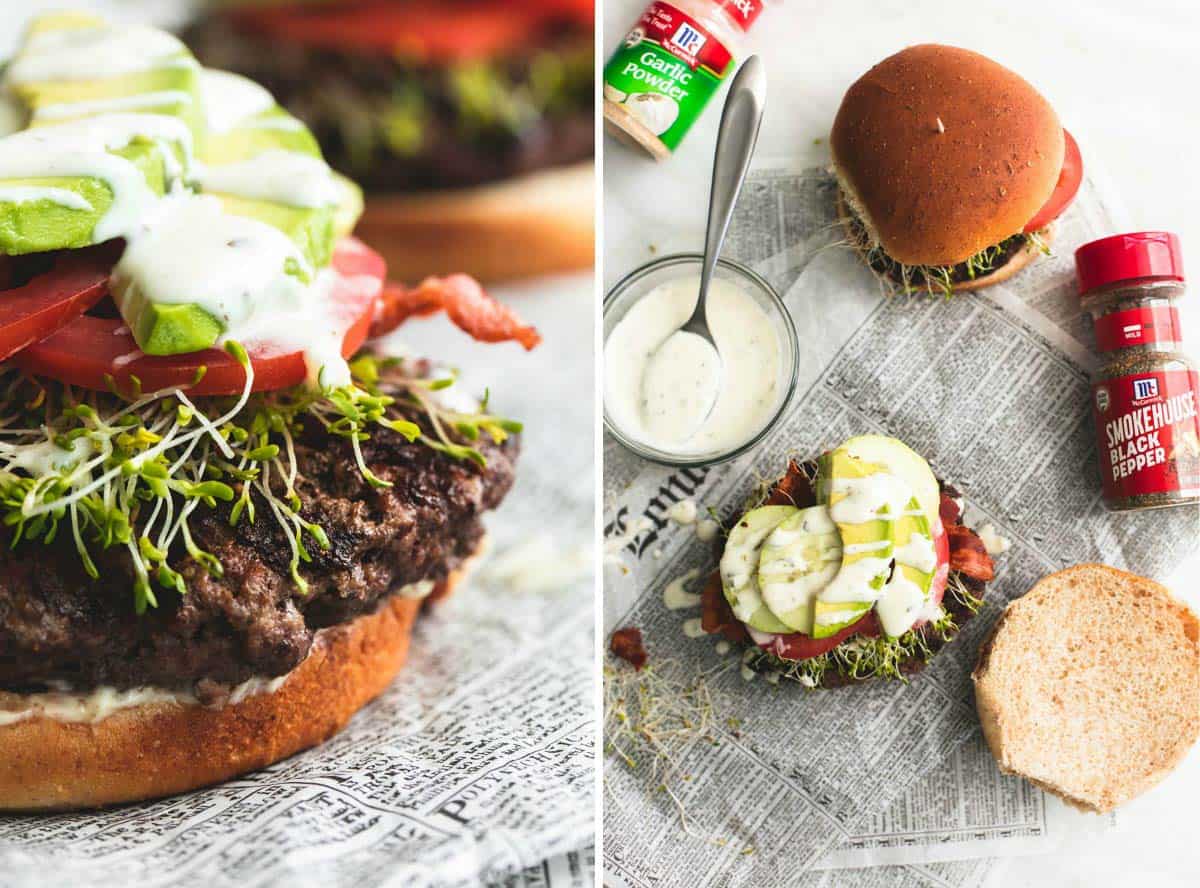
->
[832,44,1083,295]
[700,435,997,687]
[0,13,537,809]
[184,0,595,282]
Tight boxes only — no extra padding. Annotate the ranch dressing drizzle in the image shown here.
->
[0,185,92,211]
[198,150,340,208]
[0,110,194,192]
[6,24,192,84]
[34,90,194,121]
[662,569,702,610]
[605,274,781,454]
[0,673,287,727]
[197,68,274,133]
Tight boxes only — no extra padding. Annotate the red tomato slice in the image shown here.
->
[12,238,386,397]
[0,247,112,363]
[758,517,953,662]
[231,1,589,61]
[1023,129,1082,233]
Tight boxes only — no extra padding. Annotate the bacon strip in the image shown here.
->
[939,491,963,528]
[700,571,750,643]
[610,626,648,670]
[371,276,542,350]
[764,460,817,508]
[947,524,995,582]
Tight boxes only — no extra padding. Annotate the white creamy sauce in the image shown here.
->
[7,24,190,84]
[114,194,371,387]
[0,112,194,238]
[740,649,758,682]
[819,556,891,604]
[0,435,92,475]
[604,516,653,569]
[828,474,914,525]
[640,331,721,445]
[714,640,731,656]
[894,534,937,573]
[696,518,720,543]
[480,535,591,594]
[874,570,927,637]
[0,673,287,727]
[662,569,701,610]
[397,579,436,599]
[198,150,339,208]
[666,499,698,525]
[198,68,274,133]
[977,523,1011,556]
[605,274,781,455]
[682,618,706,638]
[34,89,193,121]
[0,185,92,211]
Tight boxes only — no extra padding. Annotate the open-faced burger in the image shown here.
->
[0,12,538,810]
[700,435,997,687]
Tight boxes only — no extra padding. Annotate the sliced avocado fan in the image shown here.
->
[720,505,798,635]
[757,505,842,633]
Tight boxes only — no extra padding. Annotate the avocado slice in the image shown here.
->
[757,505,842,633]
[840,435,941,637]
[0,139,168,255]
[719,505,798,635]
[811,447,898,638]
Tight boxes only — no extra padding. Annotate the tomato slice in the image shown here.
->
[758,518,953,662]
[12,238,385,397]
[1023,129,1082,233]
[0,247,113,363]
[230,1,591,61]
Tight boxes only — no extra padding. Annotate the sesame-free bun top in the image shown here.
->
[831,44,1064,267]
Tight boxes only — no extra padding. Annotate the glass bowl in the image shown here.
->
[603,253,799,467]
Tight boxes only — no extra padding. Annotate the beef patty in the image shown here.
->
[184,17,594,193]
[0,400,517,694]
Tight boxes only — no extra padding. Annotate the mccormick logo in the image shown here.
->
[1132,376,1160,402]
[728,0,756,18]
[670,21,706,56]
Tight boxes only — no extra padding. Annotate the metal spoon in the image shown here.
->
[640,56,768,444]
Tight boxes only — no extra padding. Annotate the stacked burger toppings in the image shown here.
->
[700,435,996,687]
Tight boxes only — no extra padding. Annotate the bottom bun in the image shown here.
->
[0,567,469,811]
[835,190,1052,293]
[354,162,594,283]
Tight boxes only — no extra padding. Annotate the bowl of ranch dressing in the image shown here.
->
[604,254,798,465]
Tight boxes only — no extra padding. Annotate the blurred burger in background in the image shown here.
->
[186,0,595,282]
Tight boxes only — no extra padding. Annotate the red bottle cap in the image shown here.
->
[1075,231,1185,294]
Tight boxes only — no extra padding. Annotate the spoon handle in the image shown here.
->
[698,55,768,308]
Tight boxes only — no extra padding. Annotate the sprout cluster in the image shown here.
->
[0,349,518,612]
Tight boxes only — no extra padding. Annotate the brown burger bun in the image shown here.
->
[355,162,594,284]
[973,564,1200,814]
[835,189,1054,293]
[831,44,1064,268]
[0,566,470,812]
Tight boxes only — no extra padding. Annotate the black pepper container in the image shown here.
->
[1075,232,1200,511]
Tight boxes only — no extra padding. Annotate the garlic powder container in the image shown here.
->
[603,0,763,160]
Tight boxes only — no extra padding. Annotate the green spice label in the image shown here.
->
[604,2,737,151]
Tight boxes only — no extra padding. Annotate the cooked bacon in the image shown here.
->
[610,626,648,670]
[700,571,750,643]
[765,460,817,508]
[939,491,962,527]
[947,524,995,582]
[371,276,542,349]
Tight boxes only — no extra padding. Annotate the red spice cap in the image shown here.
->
[717,0,765,30]
[1075,231,1185,294]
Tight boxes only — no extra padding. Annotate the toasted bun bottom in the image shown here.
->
[835,189,1052,293]
[973,564,1200,813]
[354,162,594,283]
[0,567,470,811]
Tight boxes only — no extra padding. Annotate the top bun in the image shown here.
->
[831,44,1064,267]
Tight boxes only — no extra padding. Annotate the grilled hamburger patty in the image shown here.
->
[0,403,517,694]
[184,17,594,193]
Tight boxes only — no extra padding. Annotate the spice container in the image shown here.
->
[603,0,763,160]
[1076,232,1200,511]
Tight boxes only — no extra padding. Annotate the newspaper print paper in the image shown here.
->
[603,164,1197,887]
[0,276,596,888]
